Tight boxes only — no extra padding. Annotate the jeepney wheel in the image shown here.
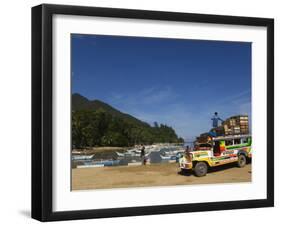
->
[180,168,190,175]
[237,154,246,168]
[194,162,208,177]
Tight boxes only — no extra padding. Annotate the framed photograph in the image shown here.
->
[32,4,274,221]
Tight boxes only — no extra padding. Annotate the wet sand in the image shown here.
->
[72,163,251,190]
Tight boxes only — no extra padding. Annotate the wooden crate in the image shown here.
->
[222,115,249,135]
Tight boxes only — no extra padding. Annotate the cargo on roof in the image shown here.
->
[196,114,250,143]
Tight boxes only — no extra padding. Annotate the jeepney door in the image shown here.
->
[214,140,226,156]
[213,141,221,156]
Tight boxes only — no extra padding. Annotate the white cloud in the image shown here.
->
[106,87,252,141]
[131,103,211,140]
[108,86,179,107]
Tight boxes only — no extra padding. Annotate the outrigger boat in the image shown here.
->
[72,154,95,161]
[116,151,125,157]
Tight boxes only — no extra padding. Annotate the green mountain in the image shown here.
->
[72,93,184,148]
[72,93,149,127]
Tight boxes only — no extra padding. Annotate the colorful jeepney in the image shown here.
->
[179,134,252,177]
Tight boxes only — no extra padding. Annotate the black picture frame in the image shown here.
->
[32,4,274,222]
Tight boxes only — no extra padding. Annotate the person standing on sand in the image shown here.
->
[185,145,191,161]
[140,144,146,165]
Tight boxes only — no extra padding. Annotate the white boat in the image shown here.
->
[77,164,104,168]
[116,151,125,157]
[118,144,184,160]
[160,154,171,160]
[72,154,95,160]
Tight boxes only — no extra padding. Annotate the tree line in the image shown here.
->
[72,109,184,148]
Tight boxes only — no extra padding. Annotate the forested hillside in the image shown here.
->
[72,93,184,148]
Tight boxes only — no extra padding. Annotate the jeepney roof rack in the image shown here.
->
[212,134,251,141]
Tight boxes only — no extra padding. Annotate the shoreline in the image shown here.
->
[72,147,129,155]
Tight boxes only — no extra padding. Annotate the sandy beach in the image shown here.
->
[72,163,251,190]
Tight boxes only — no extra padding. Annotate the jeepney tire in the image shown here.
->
[180,168,190,175]
[194,162,208,177]
[246,157,252,164]
[181,168,187,173]
[237,154,247,168]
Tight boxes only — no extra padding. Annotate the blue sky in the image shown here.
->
[72,34,251,141]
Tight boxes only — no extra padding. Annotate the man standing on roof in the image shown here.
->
[211,112,224,128]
